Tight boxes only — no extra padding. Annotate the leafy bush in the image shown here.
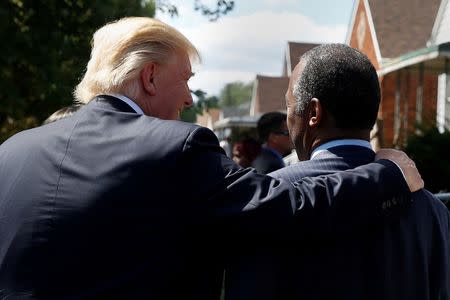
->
[405,127,450,193]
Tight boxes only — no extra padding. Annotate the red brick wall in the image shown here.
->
[348,1,439,148]
[348,0,380,70]
[423,74,438,127]
[380,73,396,146]
[380,70,438,147]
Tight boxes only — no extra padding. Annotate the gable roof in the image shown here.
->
[368,0,440,59]
[346,0,383,67]
[282,42,320,76]
[250,75,289,116]
[430,0,450,45]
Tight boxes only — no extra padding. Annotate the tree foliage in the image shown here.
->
[218,81,253,107]
[193,0,234,21]
[0,0,235,143]
[180,90,219,123]
[0,0,156,142]
[405,127,450,193]
[157,0,234,21]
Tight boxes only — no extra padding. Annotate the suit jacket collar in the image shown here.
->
[92,95,138,114]
[311,139,372,159]
[312,145,375,164]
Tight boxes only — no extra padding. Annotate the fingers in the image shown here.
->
[375,148,424,192]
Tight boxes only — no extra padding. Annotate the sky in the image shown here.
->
[156,0,355,97]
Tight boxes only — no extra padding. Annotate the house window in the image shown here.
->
[394,71,402,144]
[438,58,450,132]
[437,73,446,133]
[446,71,450,131]
[416,64,424,125]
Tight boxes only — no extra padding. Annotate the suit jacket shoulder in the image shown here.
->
[268,146,450,300]
[252,148,284,174]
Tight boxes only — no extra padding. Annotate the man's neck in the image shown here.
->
[108,93,144,115]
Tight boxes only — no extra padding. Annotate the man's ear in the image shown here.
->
[309,98,322,127]
[140,62,157,96]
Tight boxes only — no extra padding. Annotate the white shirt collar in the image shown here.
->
[311,139,372,160]
[107,93,144,115]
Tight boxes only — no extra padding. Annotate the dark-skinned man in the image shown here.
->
[225,43,449,300]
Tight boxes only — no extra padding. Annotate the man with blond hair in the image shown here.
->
[0,17,422,299]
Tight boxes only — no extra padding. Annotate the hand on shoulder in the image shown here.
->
[375,148,424,192]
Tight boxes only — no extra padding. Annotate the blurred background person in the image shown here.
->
[252,112,292,174]
[232,138,261,168]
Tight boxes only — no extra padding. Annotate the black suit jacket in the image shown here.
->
[226,145,449,300]
[0,97,410,299]
[252,147,285,174]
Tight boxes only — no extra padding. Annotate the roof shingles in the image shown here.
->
[251,75,289,115]
[283,42,320,76]
[369,0,440,58]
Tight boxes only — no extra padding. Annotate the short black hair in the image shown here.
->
[294,43,380,129]
[257,112,286,142]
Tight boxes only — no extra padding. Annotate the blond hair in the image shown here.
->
[74,17,200,103]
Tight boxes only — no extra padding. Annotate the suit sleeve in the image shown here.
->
[290,160,411,237]
[180,127,411,238]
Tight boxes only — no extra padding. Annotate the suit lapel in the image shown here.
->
[93,95,138,113]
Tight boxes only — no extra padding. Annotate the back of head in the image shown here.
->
[74,17,200,103]
[257,112,287,142]
[294,43,380,129]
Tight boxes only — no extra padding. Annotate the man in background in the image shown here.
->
[232,138,261,168]
[252,112,292,174]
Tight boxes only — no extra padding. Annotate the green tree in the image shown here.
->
[218,81,253,107]
[0,0,156,142]
[180,90,219,123]
[405,127,450,193]
[0,0,235,143]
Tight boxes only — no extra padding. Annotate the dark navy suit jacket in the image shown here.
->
[230,145,449,300]
[0,97,411,300]
[252,147,285,174]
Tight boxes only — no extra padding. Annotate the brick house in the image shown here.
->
[282,42,321,77]
[250,42,319,116]
[347,0,450,148]
[209,42,319,145]
[250,75,289,116]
